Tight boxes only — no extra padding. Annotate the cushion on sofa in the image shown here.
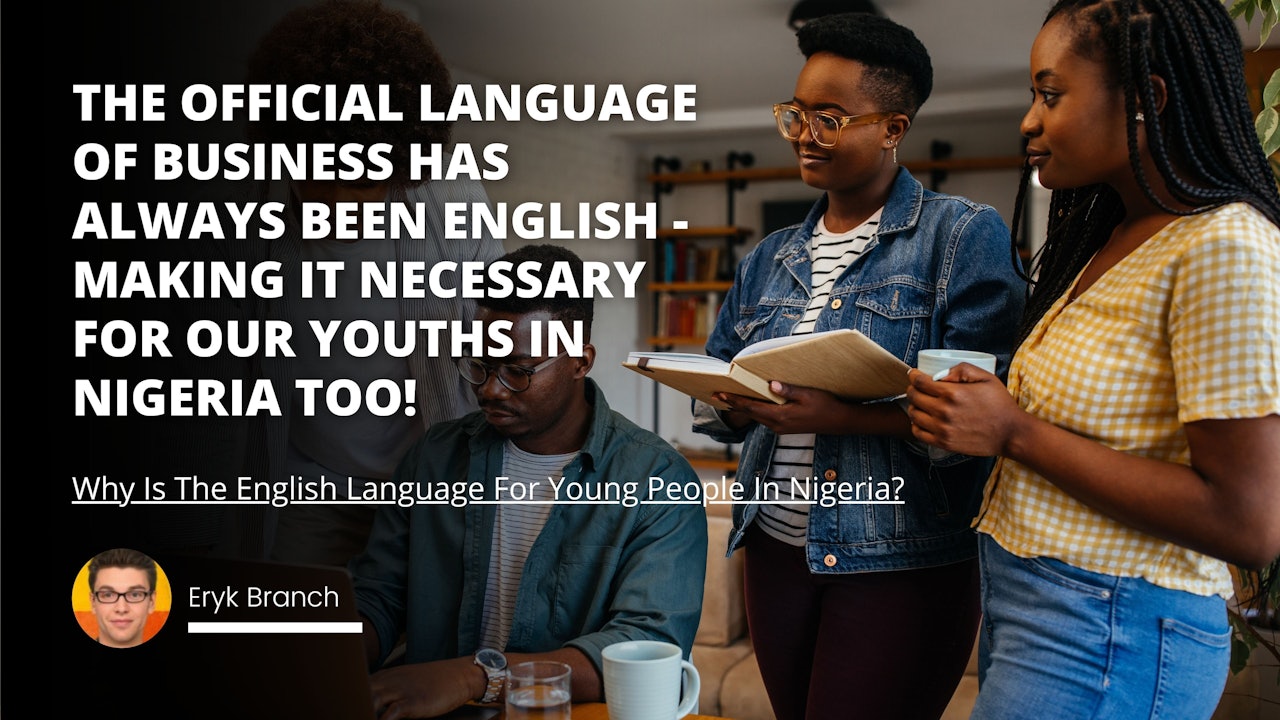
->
[696,514,747,647]
[719,654,777,720]
[692,637,754,716]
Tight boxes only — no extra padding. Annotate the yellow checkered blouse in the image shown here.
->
[976,202,1280,598]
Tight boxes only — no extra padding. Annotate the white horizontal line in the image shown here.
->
[290,500,442,505]
[132,500,264,505]
[76,499,905,507]
[187,622,363,634]
[735,500,905,505]
[470,500,609,505]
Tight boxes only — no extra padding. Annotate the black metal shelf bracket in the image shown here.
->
[652,155,681,195]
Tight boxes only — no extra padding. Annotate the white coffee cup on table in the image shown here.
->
[602,640,700,720]
[917,349,997,379]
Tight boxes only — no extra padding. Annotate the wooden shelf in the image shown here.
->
[685,456,741,472]
[650,281,733,292]
[656,226,752,239]
[647,156,1026,185]
[647,166,801,185]
[903,156,1026,172]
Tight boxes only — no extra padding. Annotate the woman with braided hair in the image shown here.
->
[906,0,1280,717]
[695,12,1026,720]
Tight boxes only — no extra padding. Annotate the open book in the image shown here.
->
[623,329,911,410]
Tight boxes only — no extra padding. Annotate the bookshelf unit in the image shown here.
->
[647,154,757,351]
[645,152,760,470]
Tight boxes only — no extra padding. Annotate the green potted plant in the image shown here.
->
[1229,0,1280,154]
[1222,2,1280,703]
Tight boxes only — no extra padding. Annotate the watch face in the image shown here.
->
[476,648,506,671]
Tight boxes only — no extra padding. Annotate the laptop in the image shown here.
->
[146,555,501,720]
[152,554,379,720]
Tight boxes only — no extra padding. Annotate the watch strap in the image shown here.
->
[474,650,506,704]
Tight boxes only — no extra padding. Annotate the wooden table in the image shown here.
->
[568,704,729,720]
[480,701,730,719]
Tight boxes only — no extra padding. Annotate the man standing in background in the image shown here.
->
[238,0,506,565]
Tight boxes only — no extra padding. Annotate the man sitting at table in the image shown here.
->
[351,244,708,719]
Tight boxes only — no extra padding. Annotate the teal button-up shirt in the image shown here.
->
[352,379,708,673]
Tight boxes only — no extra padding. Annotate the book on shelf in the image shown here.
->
[659,239,727,283]
[623,328,911,410]
[653,291,721,339]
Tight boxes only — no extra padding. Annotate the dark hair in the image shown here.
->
[89,548,158,593]
[1012,0,1280,342]
[244,0,452,186]
[796,12,933,118]
[477,244,594,336]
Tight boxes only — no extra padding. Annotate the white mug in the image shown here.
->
[915,349,999,460]
[602,640,700,720]
[917,348,997,378]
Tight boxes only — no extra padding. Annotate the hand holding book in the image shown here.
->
[710,379,921,439]
[623,329,911,410]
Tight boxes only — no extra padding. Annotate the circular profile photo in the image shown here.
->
[72,548,172,648]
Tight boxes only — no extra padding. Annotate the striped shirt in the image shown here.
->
[758,211,881,546]
[479,441,578,650]
[976,203,1280,598]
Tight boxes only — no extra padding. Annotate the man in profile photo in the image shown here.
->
[88,548,158,648]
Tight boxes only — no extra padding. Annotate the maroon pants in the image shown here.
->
[743,528,981,720]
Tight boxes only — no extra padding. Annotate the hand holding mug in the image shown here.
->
[907,355,1023,457]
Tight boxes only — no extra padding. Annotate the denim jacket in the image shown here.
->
[353,379,708,672]
[695,168,1026,573]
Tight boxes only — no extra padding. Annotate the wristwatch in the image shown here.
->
[473,648,507,704]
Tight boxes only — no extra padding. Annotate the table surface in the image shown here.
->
[530,704,728,720]
[467,700,729,719]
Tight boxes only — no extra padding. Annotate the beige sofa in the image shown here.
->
[690,505,771,720]
[692,505,980,720]
[691,507,1269,719]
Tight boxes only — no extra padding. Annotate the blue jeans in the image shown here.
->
[971,534,1230,720]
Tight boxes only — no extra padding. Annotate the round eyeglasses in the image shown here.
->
[93,589,152,604]
[457,353,568,393]
[772,103,894,148]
